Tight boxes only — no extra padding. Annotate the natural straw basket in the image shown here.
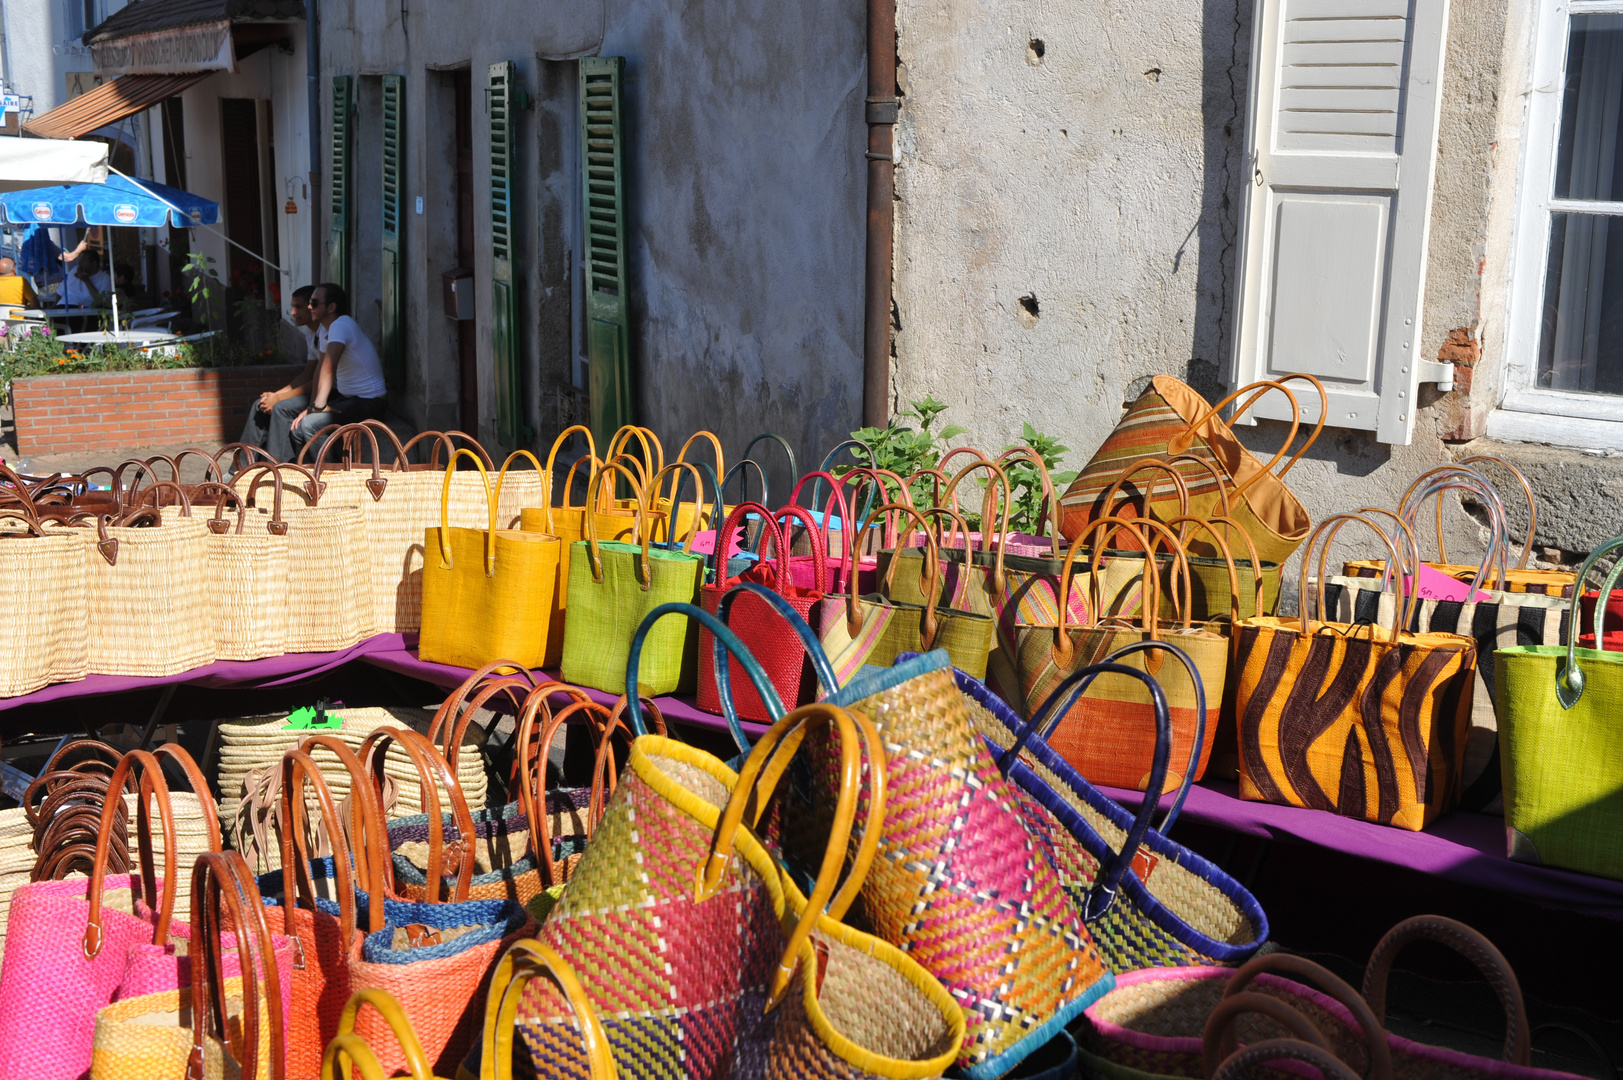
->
[0,501,90,696]
[216,706,488,874]
[81,490,215,678]
[302,422,435,636]
[239,463,372,651]
[192,481,291,662]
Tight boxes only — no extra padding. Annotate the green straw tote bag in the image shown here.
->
[1496,535,1623,879]
[560,462,705,696]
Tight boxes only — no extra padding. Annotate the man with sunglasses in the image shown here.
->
[286,282,389,460]
[236,284,322,462]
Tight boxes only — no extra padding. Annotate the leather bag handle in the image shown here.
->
[541,425,597,530]
[1363,915,1529,1065]
[1224,952,1393,1080]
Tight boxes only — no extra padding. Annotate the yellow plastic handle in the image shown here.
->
[542,426,598,530]
[333,989,439,1080]
[483,940,619,1080]
[495,451,546,532]
[699,703,887,1010]
[438,447,496,576]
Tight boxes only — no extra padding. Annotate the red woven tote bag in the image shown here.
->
[698,501,825,722]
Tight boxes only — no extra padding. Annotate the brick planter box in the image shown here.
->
[12,364,303,457]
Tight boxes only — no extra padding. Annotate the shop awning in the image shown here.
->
[22,73,209,140]
[84,0,303,77]
[0,138,109,192]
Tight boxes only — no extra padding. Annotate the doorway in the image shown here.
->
[453,70,477,435]
[220,99,266,289]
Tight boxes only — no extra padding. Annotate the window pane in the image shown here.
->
[1555,14,1623,202]
[1537,212,1623,394]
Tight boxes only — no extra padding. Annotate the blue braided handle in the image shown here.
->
[1089,640,1205,835]
[997,659,1172,920]
[714,582,840,740]
[625,602,781,757]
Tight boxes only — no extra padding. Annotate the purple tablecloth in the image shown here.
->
[360,647,772,741]
[1102,779,1623,919]
[0,634,411,712]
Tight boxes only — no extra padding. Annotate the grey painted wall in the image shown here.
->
[320,0,868,495]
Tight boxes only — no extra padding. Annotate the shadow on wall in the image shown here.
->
[1189,0,1252,404]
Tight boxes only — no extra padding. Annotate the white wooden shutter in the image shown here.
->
[1230,0,1453,445]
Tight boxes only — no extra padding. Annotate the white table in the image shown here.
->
[56,329,178,346]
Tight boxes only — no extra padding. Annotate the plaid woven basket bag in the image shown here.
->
[515,694,966,1080]
[942,647,1268,975]
[795,649,1114,1079]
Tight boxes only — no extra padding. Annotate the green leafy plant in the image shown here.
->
[184,251,221,316]
[997,423,1078,536]
[847,395,969,506]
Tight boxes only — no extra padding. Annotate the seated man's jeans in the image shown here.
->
[238,392,387,463]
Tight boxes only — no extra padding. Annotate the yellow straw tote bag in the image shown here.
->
[561,463,706,695]
[1057,374,1326,569]
[81,489,215,677]
[519,426,598,667]
[1233,513,1478,831]
[421,449,562,671]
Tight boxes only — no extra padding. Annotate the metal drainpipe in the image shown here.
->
[862,0,898,428]
[306,0,321,284]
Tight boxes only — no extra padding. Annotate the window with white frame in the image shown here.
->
[1501,0,1623,440]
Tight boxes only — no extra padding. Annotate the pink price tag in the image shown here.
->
[1405,563,1491,604]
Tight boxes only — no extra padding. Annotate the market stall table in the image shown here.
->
[1101,779,1623,920]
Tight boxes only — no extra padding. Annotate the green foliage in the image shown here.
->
[998,422,1079,537]
[0,322,283,406]
[184,251,221,314]
[847,395,969,509]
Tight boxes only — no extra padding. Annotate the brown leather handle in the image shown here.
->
[295,735,388,934]
[529,698,614,887]
[1210,1039,1358,1080]
[1202,991,1331,1077]
[152,742,223,853]
[85,749,177,957]
[190,850,286,1080]
[360,727,476,902]
[425,660,541,765]
[1363,916,1529,1066]
[1224,953,1393,1080]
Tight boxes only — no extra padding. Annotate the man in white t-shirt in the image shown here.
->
[288,282,389,459]
[236,284,323,463]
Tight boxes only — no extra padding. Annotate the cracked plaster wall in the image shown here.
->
[890,0,1544,588]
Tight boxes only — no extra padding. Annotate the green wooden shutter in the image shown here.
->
[380,74,404,389]
[329,75,353,294]
[488,61,527,447]
[579,57,632,446]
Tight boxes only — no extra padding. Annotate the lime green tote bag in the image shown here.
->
[560,462,705,696]
[1495,535,1623,880]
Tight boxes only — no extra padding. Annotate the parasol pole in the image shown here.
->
[107,166,288,275]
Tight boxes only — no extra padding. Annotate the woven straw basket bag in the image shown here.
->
[81,494,215,677]
[0,511,90,696]
[218,706,488,874]
[191,481,291,662]
[238,462,372,650]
